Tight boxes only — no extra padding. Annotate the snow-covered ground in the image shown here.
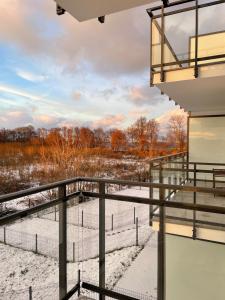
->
[116,232,158,299]
[0,243,143,299]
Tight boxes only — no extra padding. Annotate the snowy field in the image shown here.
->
[0,243,146,299]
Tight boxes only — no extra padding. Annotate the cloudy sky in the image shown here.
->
[0,0,191,130]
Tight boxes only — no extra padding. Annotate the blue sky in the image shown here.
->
[0,0,181,130]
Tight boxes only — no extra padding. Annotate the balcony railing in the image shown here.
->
[147,0,225,85]
[0,156,225,300]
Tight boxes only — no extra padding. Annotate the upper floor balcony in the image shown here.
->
[148,0,225,114]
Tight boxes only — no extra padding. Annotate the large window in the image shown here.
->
[189,116,225,163]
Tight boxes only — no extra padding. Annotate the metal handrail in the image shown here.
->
[1,174,225,300]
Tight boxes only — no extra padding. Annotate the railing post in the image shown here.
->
[194,0,199,78]
[99,182,105,300]
[193,163,197,239]
[150,15,154,86]
[160,5,165,82]
[159,162,163,186]
[149,162,154,226]
[158,186,166,300]
[58,184,67,300]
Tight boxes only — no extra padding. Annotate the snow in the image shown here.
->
[0,243,142,299]
[116,232,158,299]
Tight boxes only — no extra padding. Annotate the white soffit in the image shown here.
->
[157,75,225,114]
[55,0,156,21]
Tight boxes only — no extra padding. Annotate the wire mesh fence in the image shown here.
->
[81,278,156,300]
[0,280,79,300]
[37,197,151,231]
[0,223,151,262]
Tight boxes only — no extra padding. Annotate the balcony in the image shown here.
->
[148,0,225,114]
[0,153,225,300]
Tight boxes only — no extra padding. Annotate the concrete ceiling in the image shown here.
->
[157,75,225,115]
[55,0,156,21]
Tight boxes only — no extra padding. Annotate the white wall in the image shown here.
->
[166,235,225,300]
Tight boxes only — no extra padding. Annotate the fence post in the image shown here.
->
[193,163,197,239]
[4,227,6,244]
[78,269,81,296]
[179,177,182,185]
[111,214,114,231]
[134,207,136,224]
[99,182,105,300]
[136,217,139,246]
[73,242,75,263]
[157,186,166,300]
[168,177,171,200]
[174,176,177,194]
[29,286,32,300]
[35,234,38,254]
[58,184,67,299]
[55,206,57,221]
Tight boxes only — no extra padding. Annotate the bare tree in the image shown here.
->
[168,115,187,152]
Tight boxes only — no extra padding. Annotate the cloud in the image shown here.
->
[91,114,126,129]
[16,69,47,82]
[0,84,42,101]
[72,91,82,101]
[128,86,166,106]
[128,107,151,118]
[0,0,150,77]
[0,110,33,128]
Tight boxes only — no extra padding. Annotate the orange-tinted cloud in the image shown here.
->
[92,114,125,129]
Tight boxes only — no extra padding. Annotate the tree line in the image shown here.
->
[0,115,187,156]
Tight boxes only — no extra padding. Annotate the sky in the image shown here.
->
[0,0,192,130]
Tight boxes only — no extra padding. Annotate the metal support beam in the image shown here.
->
[59,185,67,299]
[193,163,197,239]
[149,162,154,225]
[99,182,105,300]
[194,0,199,78]
[160,5,165,82]
[157,186,166,300]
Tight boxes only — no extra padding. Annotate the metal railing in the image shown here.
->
[1,170,225,300]
[147,0,225,85]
